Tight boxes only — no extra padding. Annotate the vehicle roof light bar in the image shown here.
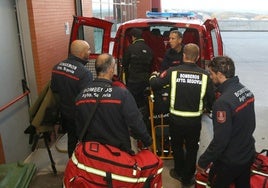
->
[146,11,196,19]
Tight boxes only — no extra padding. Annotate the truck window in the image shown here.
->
[76,26,105,79]
[78,25,104,54]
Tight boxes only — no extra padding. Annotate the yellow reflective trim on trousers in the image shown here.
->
[170,71,208,117]
[71,153,163,183]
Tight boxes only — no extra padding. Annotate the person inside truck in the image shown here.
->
[160,30,184,71]
[122,28,153,109]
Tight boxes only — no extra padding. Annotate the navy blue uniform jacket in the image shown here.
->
[75,78,152,152]
[198,76,256,168]
[51,55,93,119]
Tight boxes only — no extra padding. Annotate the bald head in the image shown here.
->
[183,43,199,63]
[95,53,115,79]
[70,40,91,61]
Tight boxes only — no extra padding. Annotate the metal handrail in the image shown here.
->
[0,90,30,112]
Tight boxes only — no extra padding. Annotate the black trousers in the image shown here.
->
[126,81,148,108]
[209,159,253,188]
[169,119,201,184]
[61,117,78,158]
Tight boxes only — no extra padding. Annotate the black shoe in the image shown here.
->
[169,169,182,181]
[182,177,195,187]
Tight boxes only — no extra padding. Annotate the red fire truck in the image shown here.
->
[69,11,223,79]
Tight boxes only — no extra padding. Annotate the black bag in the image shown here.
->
[152,87,169,115]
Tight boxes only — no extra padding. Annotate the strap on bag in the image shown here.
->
[104,172,113,188]
[263,177,268,188]
[78,86,134,154]
[260,149,268,156]
[77,87,115,188]
[143,174,154,188]
[79,87,106,141]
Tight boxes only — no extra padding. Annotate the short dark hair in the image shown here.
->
[208,56,235,78]
[170,30,182,38]
[130,28,142,39]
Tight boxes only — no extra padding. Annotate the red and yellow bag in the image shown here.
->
[195,149,268,188]
[63,141,163,188]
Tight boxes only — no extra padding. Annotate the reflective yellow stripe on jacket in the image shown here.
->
[170,71,208,117]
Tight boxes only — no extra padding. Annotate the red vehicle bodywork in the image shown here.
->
[70,15,223,79]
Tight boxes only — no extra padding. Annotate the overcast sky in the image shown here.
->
[161,0,268,14]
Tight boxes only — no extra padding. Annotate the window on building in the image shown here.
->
[92,0,136,32]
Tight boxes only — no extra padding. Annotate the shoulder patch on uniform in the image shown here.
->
[160,71,167,78]
[216,111,226,124]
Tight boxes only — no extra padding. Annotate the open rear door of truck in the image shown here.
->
[204,18,223,60]
[70,16,113,78]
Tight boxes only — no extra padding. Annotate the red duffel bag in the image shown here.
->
[63,141,163,188]
[195,171,268,188]
[196,149,268,188]
[250,173,268,188]
[252,149,268,175]
[195,171,235,188]
[251,149,268,188]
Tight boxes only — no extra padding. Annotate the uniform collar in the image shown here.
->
[93,78,113,86]
[183,62,196,66]
[216,76,239,93]
[132,38,144,44]
[68,54,88,65]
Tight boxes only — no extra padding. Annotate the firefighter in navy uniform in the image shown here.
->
[75,53,152,153]
[51,40,93,157]
[150,43,215,187]
[160,30,184,71]
[197,56,256,188]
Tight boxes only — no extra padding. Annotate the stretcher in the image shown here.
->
[148,90,173,159]
[26,81,59,174]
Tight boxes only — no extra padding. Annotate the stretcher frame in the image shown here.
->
[148,91,173,159]
[28,81,58,174]
[32,126,57,175]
